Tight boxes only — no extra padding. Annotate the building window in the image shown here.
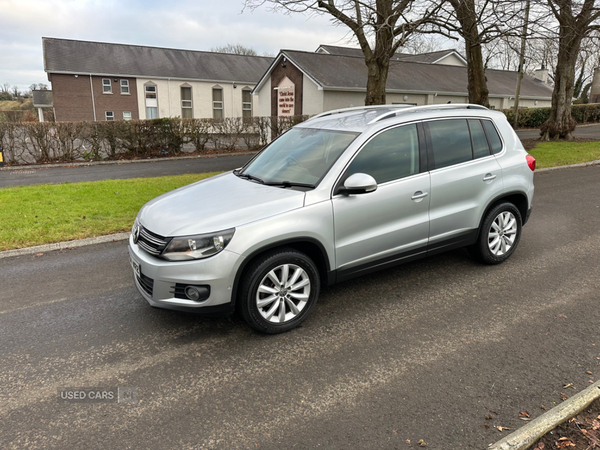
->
[123,111,132,121]
[120,80,130,94]
[102,78,112,93]
[242,89,252,118]
[213,88,223,119]
[145,84,158,119]
[181,86,192,119]
[105,111,114,121]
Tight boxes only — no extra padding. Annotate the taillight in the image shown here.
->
[526,154,536,171]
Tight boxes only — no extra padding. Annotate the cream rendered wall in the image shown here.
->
[302,77,324,116]
[387,93,428,105]
[322,91,365,111]
[254,77,271,117]
[136,79,257,119]
[435,54,467,66]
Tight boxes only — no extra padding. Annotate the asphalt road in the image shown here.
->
[1,166,599,450]
[0,154,254,188]
[515,123,600,140]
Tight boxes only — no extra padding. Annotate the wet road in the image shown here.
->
[1,166,599,449]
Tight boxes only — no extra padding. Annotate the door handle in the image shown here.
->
[411,191,429,201]
[483,174,497,181]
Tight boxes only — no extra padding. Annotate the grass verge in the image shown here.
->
[0,172,220,251]
[528,141,600,169]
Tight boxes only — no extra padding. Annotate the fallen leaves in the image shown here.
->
[561,393,568,401]
[496,426,510,432]
[555,437,575,448]
[418,439,426,447]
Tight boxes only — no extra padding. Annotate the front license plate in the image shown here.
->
[130,256,141,278]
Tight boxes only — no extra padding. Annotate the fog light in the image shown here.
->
[184,286,201,301]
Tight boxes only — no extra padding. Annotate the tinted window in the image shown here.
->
[483,120,503,154]
[428,119,472,169]
[468,119,491,159]
[346,124,419,184]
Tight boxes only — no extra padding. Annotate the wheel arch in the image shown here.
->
[231,238,332,310]
[478,191,529,237]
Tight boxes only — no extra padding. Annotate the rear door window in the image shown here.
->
[427,119,472,169]
[468,119,491,159]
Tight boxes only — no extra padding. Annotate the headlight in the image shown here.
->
[162,228,235,261]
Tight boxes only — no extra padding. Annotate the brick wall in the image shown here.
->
[270,59,304,116]
[50,74,139,122]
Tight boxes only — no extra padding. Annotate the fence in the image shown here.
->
[0,116,308,165]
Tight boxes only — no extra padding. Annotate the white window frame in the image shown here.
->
[181,86,193,119]
[242,89,252,118]
[212,88,223,119]
[123,111,132,121]
[145,84,158,119]
[120,79,129,94]
[105,111,114,121]
[102,78,112,94]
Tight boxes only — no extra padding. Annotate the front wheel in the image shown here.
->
[239,249,320,334]
[472,203,522,265]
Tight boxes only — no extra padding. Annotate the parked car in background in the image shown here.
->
[129,104,535,333]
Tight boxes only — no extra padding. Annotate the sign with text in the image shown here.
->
[277,76,295,117]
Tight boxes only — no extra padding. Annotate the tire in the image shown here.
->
[472,202,522,265]
[239,248,321,334]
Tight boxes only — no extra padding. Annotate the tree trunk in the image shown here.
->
[540,25,581,140]
[450,0,489,107]
[364,56,389,105]
[464,40,490,107]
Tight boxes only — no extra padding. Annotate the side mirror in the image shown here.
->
[340,173,377,195]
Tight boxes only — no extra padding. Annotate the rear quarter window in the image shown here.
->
[482,120,503,154]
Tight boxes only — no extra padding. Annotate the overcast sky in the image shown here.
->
[0,0,354,91]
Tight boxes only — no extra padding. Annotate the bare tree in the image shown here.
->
[431,0,526,107]
[540,0,600,140]
[211,44,259,55]
[245,0,441,105]
[400,33,446,54]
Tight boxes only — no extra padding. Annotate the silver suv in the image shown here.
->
[128,104,535,334]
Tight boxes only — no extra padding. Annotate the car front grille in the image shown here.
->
[136,272,154,296]
[137,226,169,256]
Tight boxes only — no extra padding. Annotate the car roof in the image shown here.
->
[295,104,506,134]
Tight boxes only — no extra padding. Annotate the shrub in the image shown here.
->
[501,103,600,128]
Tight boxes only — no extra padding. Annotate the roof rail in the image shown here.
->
[309,104,412,121]
[368,103,489,124]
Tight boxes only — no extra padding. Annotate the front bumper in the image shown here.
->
[127,234,242,313]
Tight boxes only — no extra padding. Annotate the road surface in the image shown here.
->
[1,166,599,449]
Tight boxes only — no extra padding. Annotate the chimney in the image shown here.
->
[590,67,600,104]
[534,67,549,84]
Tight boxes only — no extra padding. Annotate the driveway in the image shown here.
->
[0,153,254,188]
[516,122,600,140]
[1,166,599,449]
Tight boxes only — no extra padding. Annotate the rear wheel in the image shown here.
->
[239,248,320,334]
[472,203,522,265]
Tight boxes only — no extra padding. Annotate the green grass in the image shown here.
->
[529,141,600,168]
[0,172,220,251]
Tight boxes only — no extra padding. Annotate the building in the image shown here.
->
[252,47,554,116]
[43,38,273,122]
[316,45,468,67]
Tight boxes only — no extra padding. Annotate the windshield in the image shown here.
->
[239,128,359,187]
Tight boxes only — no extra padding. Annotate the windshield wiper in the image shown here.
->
[234,171,265,184]
[263,181,315,189]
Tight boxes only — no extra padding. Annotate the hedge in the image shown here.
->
[0,116,308,165]
[501,103,600,128]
